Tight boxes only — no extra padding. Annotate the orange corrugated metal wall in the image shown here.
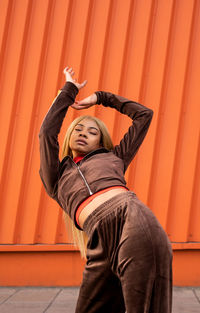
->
[0,0,200,286]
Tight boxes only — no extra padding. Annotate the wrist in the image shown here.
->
[95,91,101,104]
[61,81,79,96]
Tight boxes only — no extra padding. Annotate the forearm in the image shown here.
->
[39,82,79,136]
[95,91,153,121]
[39,81,78,197]
[95,91,153,171]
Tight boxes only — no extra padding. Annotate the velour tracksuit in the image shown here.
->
[39,82,172,312]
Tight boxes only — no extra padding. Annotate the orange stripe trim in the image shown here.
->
[75,186,128,227]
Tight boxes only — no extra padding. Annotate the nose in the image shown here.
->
[79,131,87,138]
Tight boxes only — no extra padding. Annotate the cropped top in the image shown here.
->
[39,82,153,229]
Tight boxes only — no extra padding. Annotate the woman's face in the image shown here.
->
[69,118,101,158]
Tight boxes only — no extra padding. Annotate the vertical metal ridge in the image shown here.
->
[187,0,200,242]
[147,0,177,211]
[94,0,117,136]
[128,0,158,189]
[0,0,31,242]
[0,0,9,47]
[55,0,74,92]
[0,0,15,180]
[138,0,158,103]
[71,0,94,122]
[9,0,36,244]
[112,0,135,143]
[31,0,58,243]
[117,0,136,93]
[0,0,13,86]
[0,0,14,239]
[188,133,200,241]
[78,0,95,82]
[96,0,115,90]
[166,0,198,241]
[94,0,115,120]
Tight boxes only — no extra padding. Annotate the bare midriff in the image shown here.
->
[76,186,128,229]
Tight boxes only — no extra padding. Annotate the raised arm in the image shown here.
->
[39,67,86,199]
[95,92,153,172]
[66,77,153,173]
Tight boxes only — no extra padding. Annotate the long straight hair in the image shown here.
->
[62,115,113,258]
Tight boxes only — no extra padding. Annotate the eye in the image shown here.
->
[75,128,82,132]
[89,132,98,135]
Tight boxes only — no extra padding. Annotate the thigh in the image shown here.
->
[75,227,125,313]
[117,196,172,313]
[117,207,155,312]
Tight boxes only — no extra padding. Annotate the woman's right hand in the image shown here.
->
[63,66,87,90]
[71,94,97,110]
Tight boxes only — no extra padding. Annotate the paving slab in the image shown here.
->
[7,288,60,302]
[0,303,44,313]
[0,287,200,313]
[0,288,61,313]
[173,287,200,313]
[0,288,17,304]
[45,288,79,312]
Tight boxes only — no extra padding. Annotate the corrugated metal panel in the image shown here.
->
[0,0,199,248]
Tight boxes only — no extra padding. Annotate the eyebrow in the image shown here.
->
[76,123,100,132]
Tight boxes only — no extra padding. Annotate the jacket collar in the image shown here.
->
[61,147,110,165]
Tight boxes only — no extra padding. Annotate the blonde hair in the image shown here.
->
[62,115,113,159]
[62,115,113,258]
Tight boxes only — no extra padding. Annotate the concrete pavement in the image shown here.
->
[0,286,200,312]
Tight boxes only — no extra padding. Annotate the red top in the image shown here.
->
[73,156,84,163]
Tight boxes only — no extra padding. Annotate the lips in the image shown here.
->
[76,139,87,145]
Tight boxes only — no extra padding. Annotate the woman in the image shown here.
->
[39,67,172,313]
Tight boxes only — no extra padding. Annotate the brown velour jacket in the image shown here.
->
[39,82,153,229]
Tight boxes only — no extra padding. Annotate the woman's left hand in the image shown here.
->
[71,93,97,110]
[63,66,87,90]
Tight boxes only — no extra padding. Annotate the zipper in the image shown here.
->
[68,150,108,196]
[77,165,93,196]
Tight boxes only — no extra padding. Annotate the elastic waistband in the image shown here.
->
[75,186,128,228]
[83,191,135,236]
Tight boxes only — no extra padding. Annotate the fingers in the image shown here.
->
[71,102,86,110]
[63,66,75,76]
[71,101,92,110]
[69,67,75,76]
[63,66,87,90]
[79,80,87,89]
[63,66,69,74]
[73,101,87,108]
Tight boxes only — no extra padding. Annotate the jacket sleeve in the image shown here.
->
[39,81,79,199]
[95,91,153,172]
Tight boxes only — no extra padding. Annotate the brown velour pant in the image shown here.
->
[75,191,173,313]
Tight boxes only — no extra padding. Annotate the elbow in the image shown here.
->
[148,108,154,117]
[146,108,154,121]
[39,126,48,138]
